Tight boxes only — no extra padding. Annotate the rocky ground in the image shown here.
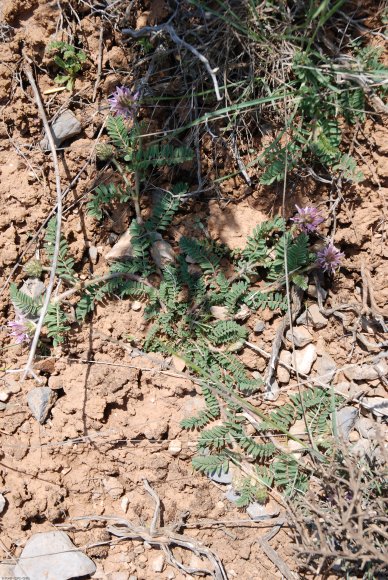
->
[0,1,387,579]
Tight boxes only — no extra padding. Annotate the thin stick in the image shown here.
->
[122,23,222,101]
[92,25,104,102]
[22,59,63,381]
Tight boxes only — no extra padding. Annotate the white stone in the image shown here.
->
[314,352,337,384]
[121,496,129,513]
[88,245,98,264]
[13,531,96,580]
[168,440,182,456]
[294,344,317,375]
[0,493,6,514]
[131,301,142,312]
[151,554,165,573]
[355,417,376,439]
[0,391,9,402]
[105,230,134,261]
[343,360,388,382]
[277,350,292,384]
[286,326,313,348]
[103,477,124,499]
[210,306,229,320]
[172,355,186,372]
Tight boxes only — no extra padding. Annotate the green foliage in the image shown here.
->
[179,237,221,274]
[44,303,70,346]
[44,218,76,284]
[87,183,131,220]
[234,477,268,507]
[10,283,42,318]
[209,320,247,346]
[191,453,229,476]
[106,115,132,155]
[146,184,188,232]
[272,455,309,496]
[47,41,86,90]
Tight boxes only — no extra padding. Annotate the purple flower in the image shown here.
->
[316,242,344,274]
[7,316,33,345]
[108,86,139,118]
[291,205,324,233]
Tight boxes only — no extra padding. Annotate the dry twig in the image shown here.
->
[74,479,228,579]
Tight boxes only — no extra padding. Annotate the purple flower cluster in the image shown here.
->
[316,242,344,274]
[291,204,324,233]
[7,316,33,345]
[108,86,139,118]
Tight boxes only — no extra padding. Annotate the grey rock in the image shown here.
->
[247,503,280,521]
[297,304,328,329]
[88,245,98,264]
[13,531,96,580]
[40,110,82,150]
[336,406,358,440]
[208,468,233,484]
[343,360,388,382]
[286,326,313,348]
[315,352,337,384]
[361,397,388,418]
[234,304,251,321]
[294,344,317,375]
[225,488,241,504]
[0,402,6,411]
[355,417,376,439]
[0,493,6,514]
[27,387,57,424]
[254,320,265,333]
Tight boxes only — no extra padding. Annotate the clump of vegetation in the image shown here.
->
[47,41,87,90]
[290,440,388,578]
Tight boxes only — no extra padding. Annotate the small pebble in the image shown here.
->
[172,355,186,372]
[168,440,182,456]
[210,306,229,320]
[0,493,6,514]
[131,301,142,311]
[121,496,129,513]
[103,477,124,499]
[0,392,9,402]
[151,554,165,573]
[348,430,360,443]
[286,326,313,348]
[294,344,317,375]
[254,320,265,333]
[0,401,8,411]
[88,245,98,264]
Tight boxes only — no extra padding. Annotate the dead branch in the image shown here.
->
[74,479,228,580]
[22,58,63,381]
[122,23,222,101]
